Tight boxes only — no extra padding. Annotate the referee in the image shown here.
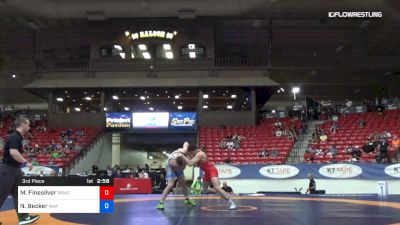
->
[0,117,40,225]
[306,173,316,194]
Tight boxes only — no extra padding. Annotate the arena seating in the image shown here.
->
[0,118,101,168]
[304,109,400,163]
[199,118,301,165]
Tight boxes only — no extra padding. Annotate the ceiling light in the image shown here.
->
[272,110,276,113]
[292,87,300,94]
[114,45,123,50]
[85,97,92,101]
[335,45,344,52]
[165,51,174,59]
[56,98,63,102]
[124,107,130,111]
[148,156,153,159]
[112,95,119,100]
[149,107,154,111]
[278,90,281,93]
[203,105,208,109]
[143,52,151,59]
[75,107,81,112]
[186,90,190,93]
[138,44,147,51]
[231,94,237,98]
[189,52,196,58]
[177,106,183,110]
[163,44,171,50]
[140,96,146,100]
[73,99,76,102]
[292,87,300,100]
[227,105,233,109]
[156,94,159,97]
[103,107,108,111]
[188,44,195,49]
[11,74,16,78]
[125,31,130,37]
[175,95,180,99]
[203,94,209,99]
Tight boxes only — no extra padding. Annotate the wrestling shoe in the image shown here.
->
[184,199,196,206]
[19,215,40,225]
[228,200,237,210]
[156,201,165,210]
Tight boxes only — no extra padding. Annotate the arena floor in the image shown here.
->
[1,194,400,225]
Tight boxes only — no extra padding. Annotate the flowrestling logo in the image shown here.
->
[215,164,241,178]
[259,165,299,179]
[384,164,400,178]
[328,12,382,18]
[319,164,362,178]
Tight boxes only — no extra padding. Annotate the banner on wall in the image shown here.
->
[105,112,132,130]
[169,112,196,130]
[114,178,152,194]
[202,163,400,180]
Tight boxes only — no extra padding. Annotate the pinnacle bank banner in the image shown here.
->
[105,112,196,131]
[211,163,400,180]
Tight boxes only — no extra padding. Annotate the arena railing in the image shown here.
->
[34,58,268,72]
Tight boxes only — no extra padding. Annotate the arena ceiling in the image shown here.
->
[0,0,399,103]
[0,0,399,21]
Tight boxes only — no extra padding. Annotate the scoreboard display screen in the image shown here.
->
[18,177,114,213]
[105,112,197,132]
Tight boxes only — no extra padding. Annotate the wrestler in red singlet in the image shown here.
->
[183,144,237,210]
[197,154,219,183]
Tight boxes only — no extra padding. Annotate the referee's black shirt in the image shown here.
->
[309,178,316,194]
[2,131,24,168]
